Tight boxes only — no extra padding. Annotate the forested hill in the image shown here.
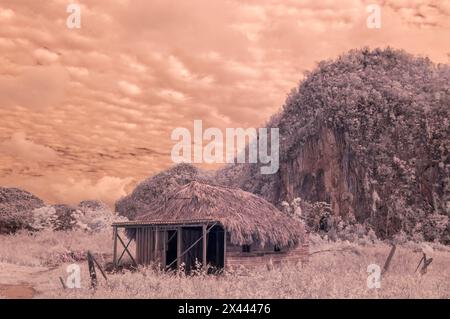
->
[218,48,450,241]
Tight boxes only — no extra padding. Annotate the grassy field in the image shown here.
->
[1,230,450,298]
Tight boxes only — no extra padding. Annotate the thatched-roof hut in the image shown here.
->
[112,182,308,271]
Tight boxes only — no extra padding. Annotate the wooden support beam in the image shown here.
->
[135,228,139,264]
[141,228,145,265]
[223,230,227,269]
[149,228,154,264]
[147,228,151,265]
[112,226,118,269]
[117,233,137,267]
[177,227,182,269]
[216,230,220,265]
[203,224,207,270]
[117,236,133,265]
[167,230,177,243]
[155,226,159,264]
[162,230,167,269]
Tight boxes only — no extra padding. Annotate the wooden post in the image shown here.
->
[143,228,147,265]
[223,230,227,269]
[149,228,154,261]
[382,244,396,275]
[90,252,108,281]
[155,227,159,264]
[136,228,140,264]
[162,230,167,269]
[87,251,97,288]
[415,253,433,275]
[59,277,67,290]
[112,226,118,269]
[216,229,220,265]
[202,224,207,270]
[177,227,182,269]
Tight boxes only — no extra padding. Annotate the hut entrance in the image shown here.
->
[166,230,178,270]
[164,225,225,272]
[181,227,203,272]
[206,225,225,269]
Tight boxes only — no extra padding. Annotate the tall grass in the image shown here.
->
[1,231,450,298]
[46,242,450,298]
[0,230,112,267]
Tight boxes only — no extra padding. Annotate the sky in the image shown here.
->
[0,0,449,206]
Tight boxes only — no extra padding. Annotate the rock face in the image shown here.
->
[278,126,363,219]
[218,48,450,241]
[0,187,45,233]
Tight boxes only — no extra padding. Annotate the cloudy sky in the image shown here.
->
[0,0,449,205]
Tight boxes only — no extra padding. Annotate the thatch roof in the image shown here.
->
[115,163,216,220]
[135,181,306,248]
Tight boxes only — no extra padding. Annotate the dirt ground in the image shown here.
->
[0,262,60,299]
[0,284,35,298]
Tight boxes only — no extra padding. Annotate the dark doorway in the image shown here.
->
[166,230,177,270]
[165,227,203,272]
[207,225,225,271]
[165,225,225,273]
[181,227,203,272]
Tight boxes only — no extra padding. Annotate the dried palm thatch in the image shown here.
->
[115,163,216,220]
[136,181,306,248]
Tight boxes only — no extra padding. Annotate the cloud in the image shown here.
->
[34,48,60,64]
[51,176,133,205]
[0,0,448,204]
[118,80,142,96]
[0,8,15,20]
[0,65,69,109]
[0,132,58,163]
[0,173,133,206]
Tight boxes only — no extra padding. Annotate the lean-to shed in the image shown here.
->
[112,181,308,271]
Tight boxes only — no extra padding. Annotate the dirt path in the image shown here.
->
[0,283,36,298]
[0,262,58,299]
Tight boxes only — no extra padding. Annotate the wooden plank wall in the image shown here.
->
[136,227,155,265]
[135,227,310,270]
[135,228,141,263]
[135,227,167,267]
[225,233,309,269]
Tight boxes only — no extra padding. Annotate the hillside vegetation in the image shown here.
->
[218,48,450,243]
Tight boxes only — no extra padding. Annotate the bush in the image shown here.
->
[421,213,449,242]
[30,201,128,233]
[0,187,44,234]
